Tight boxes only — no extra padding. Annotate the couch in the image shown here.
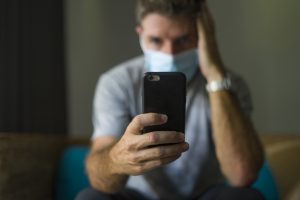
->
[260,134,300,200]
[0,133,299,200]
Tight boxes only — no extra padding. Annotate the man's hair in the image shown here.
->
[136,0,203,23]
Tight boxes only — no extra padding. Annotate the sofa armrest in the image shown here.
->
[0,133,66,200]
[260,134,300,200]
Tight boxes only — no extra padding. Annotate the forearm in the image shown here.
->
[86,145,128,194]
[209,90,264,186]
[196,1,264,187]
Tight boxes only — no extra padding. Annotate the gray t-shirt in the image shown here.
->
[92,55,252,199]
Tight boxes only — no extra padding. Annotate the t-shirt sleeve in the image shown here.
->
[230,72,253,116]
[92,74,131,140]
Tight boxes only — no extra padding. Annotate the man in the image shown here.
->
[76,0,265,199]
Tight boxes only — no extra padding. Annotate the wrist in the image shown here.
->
[205,67,226,83]
[108,145,122,175]
[206,73,232,93]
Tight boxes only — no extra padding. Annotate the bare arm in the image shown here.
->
[209,91,264,186]
[197,2,264,187]
[86,113,189,193]
[86,137,127,193]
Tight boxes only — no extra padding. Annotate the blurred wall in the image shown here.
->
[210,0,300,134]
[66,0,300,137]
[65,0,140,137]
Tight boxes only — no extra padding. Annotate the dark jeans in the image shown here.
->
[75,185,265,200]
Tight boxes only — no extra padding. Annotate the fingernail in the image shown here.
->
[183,143,189,151]
[161,114,168,121]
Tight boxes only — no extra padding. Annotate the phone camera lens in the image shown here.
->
[148,75,154,81]
[147,75,160,81]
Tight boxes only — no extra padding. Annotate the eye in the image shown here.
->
[175,35,190,46]
[149,37,162,46]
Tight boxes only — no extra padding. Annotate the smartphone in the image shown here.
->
[142,72,186,133]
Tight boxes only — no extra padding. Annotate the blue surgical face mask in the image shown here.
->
[141,41,199,82]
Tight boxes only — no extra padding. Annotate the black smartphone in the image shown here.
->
[142,72,186,133]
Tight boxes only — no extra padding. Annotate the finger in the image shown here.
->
[197,9,207,41]
[126,113,168,135]
[137,131,185,149]
[136,142,189,162]
[131,155,181,175]
[138,155,181,173]
[198,2,215,35]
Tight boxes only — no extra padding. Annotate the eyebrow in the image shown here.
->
[176,34,190,41]
[148,36,162,42]
[172,34,193,44]
[148,33,191,40]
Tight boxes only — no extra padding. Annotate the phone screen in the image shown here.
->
[142,72,186,133]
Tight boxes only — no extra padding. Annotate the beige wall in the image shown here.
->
[66,0,300,137]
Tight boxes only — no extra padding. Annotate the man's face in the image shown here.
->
[136,13,198,55]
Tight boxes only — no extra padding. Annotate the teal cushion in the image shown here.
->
[55,147,280,200]
[55,146,90,200]
[225,161,279,200]
[252,161,280,200]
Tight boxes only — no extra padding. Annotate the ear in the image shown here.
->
[135,25,143,36]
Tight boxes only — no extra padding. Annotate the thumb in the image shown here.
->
[125,113,168,135]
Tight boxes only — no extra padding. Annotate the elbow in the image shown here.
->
[230,153,265,187]
[227,162,263,187]
[229,171,258,188]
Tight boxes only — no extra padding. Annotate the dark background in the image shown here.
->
[0,0,66,134]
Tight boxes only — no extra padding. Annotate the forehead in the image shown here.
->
[140,13,196,38]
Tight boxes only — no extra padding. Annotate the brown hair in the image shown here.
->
[136,0,203,23]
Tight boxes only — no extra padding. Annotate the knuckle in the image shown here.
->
[128,154,139,165]
[148,132,159,143]
[134,165,144,174]
[155,147,164,157]
[127,144,134,151]
[133,115,142,126]
[127,142,136,151]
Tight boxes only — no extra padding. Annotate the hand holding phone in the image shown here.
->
[109,74,187,175]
